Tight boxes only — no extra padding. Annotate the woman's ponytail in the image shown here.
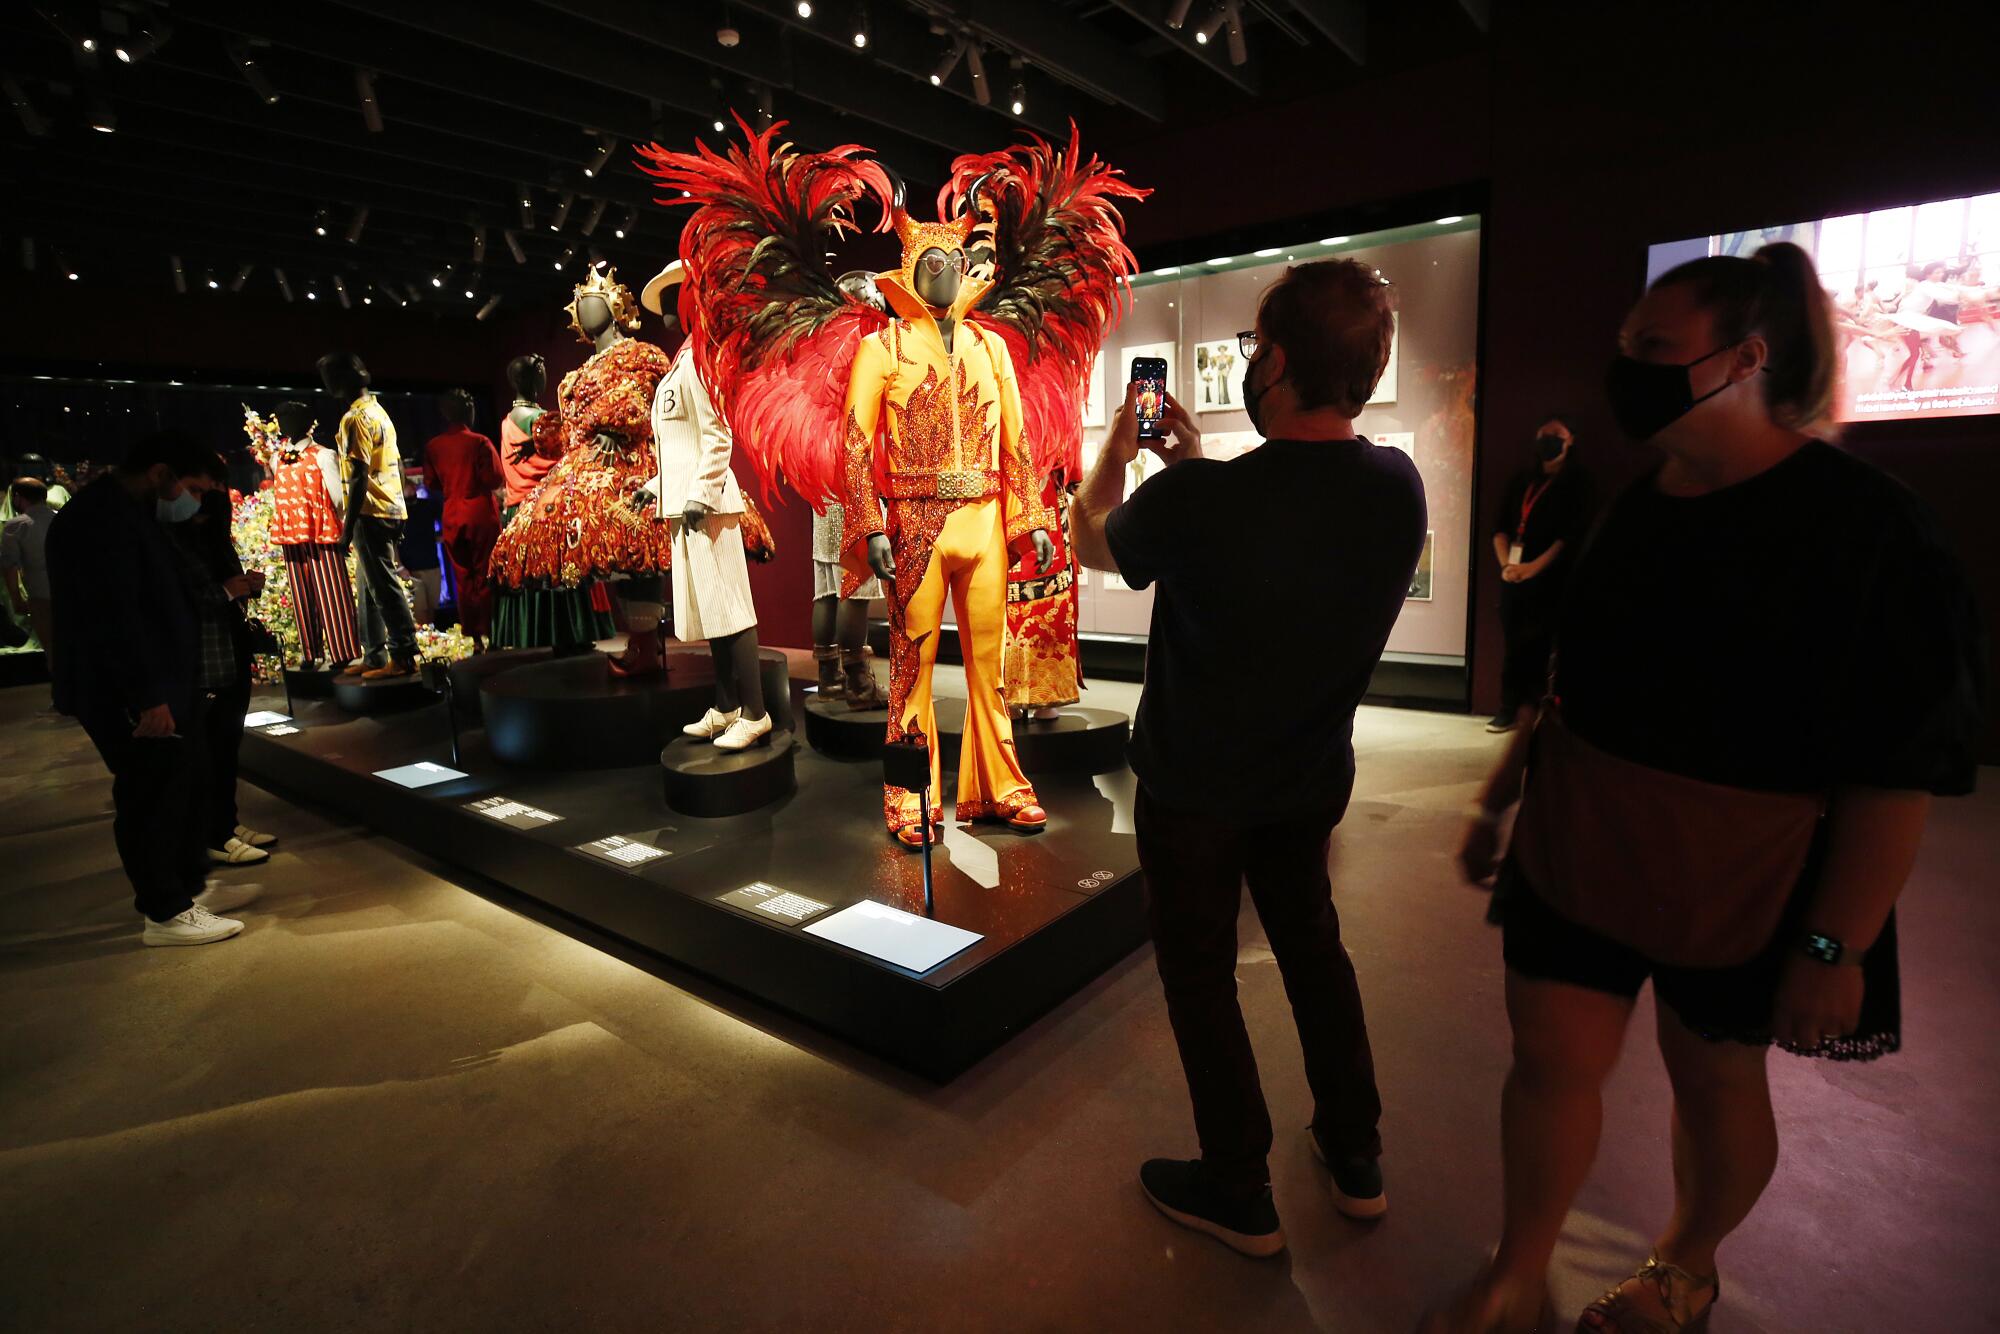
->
[1750,241,1838,434]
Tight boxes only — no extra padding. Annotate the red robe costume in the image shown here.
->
[424,424,504,636]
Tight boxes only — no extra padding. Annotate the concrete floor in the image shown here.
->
[2,676,1994,1333]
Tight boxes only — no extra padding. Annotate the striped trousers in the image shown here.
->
[281,543,363,666]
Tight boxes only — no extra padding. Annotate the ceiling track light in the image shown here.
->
[582,134,616,179]
[549,192,574,231]
[170,254,186,294]
[430,268,446,289]
[2,74,49,137]
[795,0,813,16]
[1008,57,1026,116]
[275,267,293,302]
[852,6,870,47]
[1165,0,1197,27]
[230,263,254,292]
[226,40,280,105]
[89,93,116,134]
[1194,2,1229,45]
[613,206,638,240]
[356,68,383,132]
[204,268,220,290]
[56,250,79,282]
[1223,0,1247,66]
[345,205,369,244]
[333,275,351,309]
[475,294,503,321]
[471,224,487,264]
[313,207,329,237]
[964,43,990,107]
[462,276,478,299]
[580,197,609,237]
[304,279,319,302]
[929,38,965,87]
[503,228,527,264]
[114,20,171,64]
[755,83,774,122]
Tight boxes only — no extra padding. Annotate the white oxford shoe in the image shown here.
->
[683,707,740,739]
[713,713,773,752]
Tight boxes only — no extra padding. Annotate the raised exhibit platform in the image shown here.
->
[802,695,1129,775]
[236,656,1144,1081]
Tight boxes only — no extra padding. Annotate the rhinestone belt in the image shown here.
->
[882,469,1000,501]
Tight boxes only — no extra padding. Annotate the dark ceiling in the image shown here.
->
[3,0,1491,321]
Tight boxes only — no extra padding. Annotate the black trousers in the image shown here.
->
[1135,784,1384,1195]
[1497,585,1556,717]
[353,516,417,661]
[205,664,251,849]
[80,695,213,923]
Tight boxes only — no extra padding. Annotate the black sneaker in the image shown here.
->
[1308,1128,1387,1220]
[1485,711,1518,733]
[1138,1158,1286,1258]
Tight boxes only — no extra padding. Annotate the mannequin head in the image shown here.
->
[438,387,476,428]
[913,246,965,311]
[274,400,316,442]
[316,350,370,399]
[506,353,547,401]
[575,294,613,338]
[563,265,640,344]
[16,452,52,483]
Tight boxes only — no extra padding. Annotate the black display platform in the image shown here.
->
[932,700,1131,775]
[661,730,798,817]
[803,692,890,760]
[447,647,553,722]
[479,647,794,770]
[238,692,1145,1080]
[284,666,336,699]
[331,671,435,714]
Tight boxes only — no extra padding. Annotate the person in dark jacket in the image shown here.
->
[47,433,263,947]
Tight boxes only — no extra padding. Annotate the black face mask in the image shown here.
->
[1604,343,1739,442]
[1534,432,1566,462]
[1242,348,1271,435]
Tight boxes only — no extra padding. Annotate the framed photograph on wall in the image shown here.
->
[1081,354,1106,428]
[1191,339,1247,414]
[1406,529,1434,601]
[1123,341,1177,402]
[1376,431,1415,461]
[1369,323,1400,405]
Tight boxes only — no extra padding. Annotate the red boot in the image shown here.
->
[607,627,664,678]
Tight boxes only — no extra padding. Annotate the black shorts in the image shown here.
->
[1493,862,1901,1060]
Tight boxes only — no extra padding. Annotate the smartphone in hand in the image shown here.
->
[1131,357,1168,440]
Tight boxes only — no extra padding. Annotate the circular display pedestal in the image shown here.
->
[480,646,794,770]
[661,730,798,816]
[802,691,890,760]
[284,666,336,699]
[331,672,436,714]
[934,701,1129,775]
[447,647,553,723]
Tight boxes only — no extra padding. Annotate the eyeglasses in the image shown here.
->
[1237,329,1258,359]
[918,250,968,279]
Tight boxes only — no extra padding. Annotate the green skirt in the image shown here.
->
[491,582,615,651]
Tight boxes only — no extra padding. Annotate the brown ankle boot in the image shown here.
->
[842,650,884,709]
[814,645,844,700]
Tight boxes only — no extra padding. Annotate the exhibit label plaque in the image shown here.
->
[373,761,470,789]
[803,901,983,973]
[577,834,668,868]
[466,796,565,830]
[719,882,831,924]
[243,710,292,727]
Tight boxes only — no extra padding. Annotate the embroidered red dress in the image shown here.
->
[491,338,676,588]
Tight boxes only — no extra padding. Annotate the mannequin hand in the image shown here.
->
[627,487,657,514]
[866,533,896,581]
[1772,955,1863,1048]
[1029,529,1056,574]
[510,440,535,465]
[683,500,711,530]
[132,703,176,738]
[1459,816,1503,884]
[592,432,623,463]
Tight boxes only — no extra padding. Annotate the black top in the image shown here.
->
[1494,463,1592,587]
[1557,441,1983,795]
[401,488,442,571]
[1106,437,1428,824]
[47,474,200,724]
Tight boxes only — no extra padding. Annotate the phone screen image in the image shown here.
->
[1131,357,1167,438]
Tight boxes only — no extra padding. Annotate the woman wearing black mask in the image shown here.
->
[1487,415,1589,732]
[1429,243,1982,1332]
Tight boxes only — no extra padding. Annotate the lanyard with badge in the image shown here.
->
[1508,478,1551,567]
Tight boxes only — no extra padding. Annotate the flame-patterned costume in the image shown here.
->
[637,120,1143,842]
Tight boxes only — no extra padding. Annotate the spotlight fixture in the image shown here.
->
[1008,58,1025,116]
[205,269,220,290]
[516,183,534,230]
[470,225,487,264]
[795,1,813,16]
[314,208,329,237]
[114,20,171,64]
[1165,0,1197,27]
[929,38,965,87]
[475,294,503,321]
[345,205,369,244]
[362,287,373,306]
[549,192,574,231]
[333,275,351,309]
[170,254,186,293]
[503,228,527,264]
[613,206,638,240]
[852,6,870,47]
[1436,215,1464,225]
[430,269,445,288]
[554,245,576,272]
[305,281,319,301]
[582,135,615,179]
[964,43,990,106]
[1223,1,1247,66]
[1195,5,1228,45]
[225,40,280,105]
[89,94,116,134]
[275,267,294,302]
[463,280,477,300]
[81,37,98,53]
[755,84,774,122]
[2,75,49,137]
[230,263,254,292]
[711,113,727,132]
[356,69,383,132]
[716,25,741,47]
[580,197,609,237]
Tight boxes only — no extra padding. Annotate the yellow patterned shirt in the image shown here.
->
[337,394,405,520]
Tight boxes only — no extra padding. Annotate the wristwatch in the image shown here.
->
[1799,932,1860,967]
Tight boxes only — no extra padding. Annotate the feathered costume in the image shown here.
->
[637,120,1143,842]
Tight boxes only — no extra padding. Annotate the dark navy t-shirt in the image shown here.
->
[1105,436,1427,824]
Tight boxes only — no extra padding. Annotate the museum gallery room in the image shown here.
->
[2,0,1996,1330]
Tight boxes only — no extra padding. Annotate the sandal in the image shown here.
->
[1577,1255,1717,1332]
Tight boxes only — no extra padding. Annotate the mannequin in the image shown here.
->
[812,271,888,708]
[488,266,675,672]
[840,209,1057,846]
[635,261,772,750]
[491,354,615,654]
[425,389,504,653]
[318,350,417,678]
[1003,463,1082,721]
[250,401,361,670]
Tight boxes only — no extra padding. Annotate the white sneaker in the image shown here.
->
[683,707,740,739]
[207,837,270,866]
[142,905,244,947]
[234,824,277,848]
[195,879,264,913]
[713,712,773,751]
